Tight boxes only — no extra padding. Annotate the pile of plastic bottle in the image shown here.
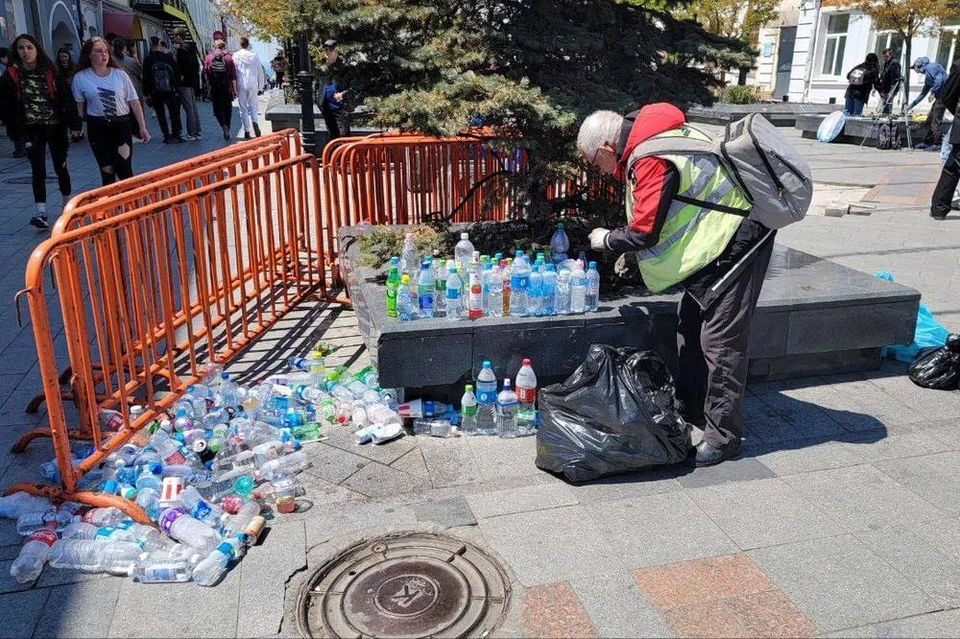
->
[412,358,540,440]
[2,347,407,587]
[386,223,602,322]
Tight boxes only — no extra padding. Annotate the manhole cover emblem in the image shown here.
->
[297,532,511,638]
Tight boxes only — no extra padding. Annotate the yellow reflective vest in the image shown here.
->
[624,125,751,292]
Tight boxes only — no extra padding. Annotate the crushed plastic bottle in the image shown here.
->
[10,524,58,583]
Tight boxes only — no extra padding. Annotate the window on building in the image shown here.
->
[873,31,904,59]
[821,13,849,76]
[936,26,959,69]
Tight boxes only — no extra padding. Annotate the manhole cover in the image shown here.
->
[297,532,511,638]
[4,176,58,184]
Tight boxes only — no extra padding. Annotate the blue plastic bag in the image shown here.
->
[876,271,949,362]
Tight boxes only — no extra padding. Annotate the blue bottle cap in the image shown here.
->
[546,264,555,271]
[482,360,491,368]
[589,261,596,269]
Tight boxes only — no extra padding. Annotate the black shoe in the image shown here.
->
[222,125,230,141]
[684,440,741,468]
[252,123,261,137]
[932,214,948,220]
[162,136,173,144]
[12,149,26,158]
[171,136,185,144]
[29,214,49,230]
[244,131,251,140]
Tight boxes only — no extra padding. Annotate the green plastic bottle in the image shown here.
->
[386,258,400,318]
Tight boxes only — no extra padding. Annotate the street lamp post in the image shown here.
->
[296,30,316,156]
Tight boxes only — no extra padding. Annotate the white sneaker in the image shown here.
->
[183,134,198,141]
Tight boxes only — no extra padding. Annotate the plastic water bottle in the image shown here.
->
[0,492,51,519]
[385,258,400,319]
[528,263,543,316]
[434,259,447,317]
[179,485,224,527]
[82,507,125,528]
[475,361,498,435]
[132,555,194,583]
[509,253,529,317]
[515,359,538,435]
[397,274,415,321]
[400,233,419,276]
[193,538,242,586]
[486,263,503,317]
[258,451,311,481]
[585,261,600,312]
[221,502,260,539]
[217,373,240,407]
[10,524,58,583]
[570,262,586,314]
[556,269,571,315]
[454,233,474,276]
[446,267,464,320]
[158,507,221,555]
[550,222,569,266]
[501,260,511,316]
[468,266,484,319]
[172,407,193,432]
[16,508,76,535]
[496,379,519,439]
[49,539,142,575]
[541,264,557,316]
[418,259,435,318]
[460,384,478,435]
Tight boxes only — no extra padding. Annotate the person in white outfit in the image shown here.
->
[232,36,266,138]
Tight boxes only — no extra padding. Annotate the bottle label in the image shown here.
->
[159,507,186,535]
[163,450,186,466]
[216,540,236,561]
[447,288,460,301]
[461,403,477,417]
[517,386,537,403]
[511,274,527,290]
[192,501,213,521]
[147,566,178,581]
[30,528,58,547]
[477,388,496,404]
[418,291,434,310]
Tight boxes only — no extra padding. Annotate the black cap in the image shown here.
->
[323,39,337,49]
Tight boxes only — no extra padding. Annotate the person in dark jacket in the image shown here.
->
[931,58,960,220]
[143,36,184,144]
[172,28,201,139]
[316,39,351,139]
[907,56,948,149]
[578,104,775,467]
[0,34,82,229]
[203,40,237,140]
[844,53,879,116]
[0,45,27,157]
[875,48,902,114]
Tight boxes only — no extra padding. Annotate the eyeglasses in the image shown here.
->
[590,144,610,166]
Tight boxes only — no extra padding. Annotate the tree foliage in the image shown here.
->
[229,0,753,217]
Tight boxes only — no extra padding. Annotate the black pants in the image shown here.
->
[322,108,351,139]
[87,116,134,185]
[152,91,182,138]
[675,239,775,448]
[923,97,946,145]
[932,143,960,218]
[211,87,233,128]
[24,123,71,203]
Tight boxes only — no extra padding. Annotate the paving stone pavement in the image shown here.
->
[1,113,960,637]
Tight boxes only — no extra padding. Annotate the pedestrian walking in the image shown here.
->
[0,34,83,229]
[143,36,184,144]
[112,38,145,145]
[0,45,27,157]
[232,36,265,138]
[271,52,287,88]
[317,39,351,139]
[843,53,879,116]
[203,40,237,140]
[907,56,948,150]
[55,47,76,85]
[72,36,151,187]
[578,104,776,467]
[876,48,902,115]
[931,57,960,220]
[172,28,201,140]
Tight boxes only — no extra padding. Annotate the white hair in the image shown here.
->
[577,110,624,159]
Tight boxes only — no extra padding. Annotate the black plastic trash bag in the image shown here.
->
[908,334,960,390]
[535,344,692,483]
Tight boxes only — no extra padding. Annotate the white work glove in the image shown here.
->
[589,227,610,251]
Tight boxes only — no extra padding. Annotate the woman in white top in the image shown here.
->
[71,36,150,185]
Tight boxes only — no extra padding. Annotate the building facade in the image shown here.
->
[751,0,956,111]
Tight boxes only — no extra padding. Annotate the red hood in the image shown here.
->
[614,103,686,182]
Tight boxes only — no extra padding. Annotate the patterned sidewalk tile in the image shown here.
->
[634,553,816,638]
[520,581,598,639]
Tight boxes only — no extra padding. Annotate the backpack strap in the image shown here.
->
[631,135,713,159]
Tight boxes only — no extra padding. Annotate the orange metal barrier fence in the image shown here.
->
[20,130,304,417]
[8,151,325,521]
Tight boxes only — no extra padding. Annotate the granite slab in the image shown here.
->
[339,226,919,393]
[688,103,838,127]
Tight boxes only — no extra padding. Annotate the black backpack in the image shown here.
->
[877,121,901,150]
[208,54,229,85]
[151,57,175,94]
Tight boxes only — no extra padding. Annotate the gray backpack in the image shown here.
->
[635,113,813,229]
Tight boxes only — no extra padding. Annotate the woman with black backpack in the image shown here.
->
[844,53,880,117]
[0,34,83,229]
[203,40,237,140]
